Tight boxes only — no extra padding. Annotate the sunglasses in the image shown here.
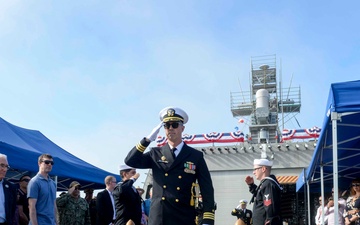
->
[74,186,80,190]
[42,160,54,165]
[163,122,181,129]
[21,178,30,182]
[352,183,360,187]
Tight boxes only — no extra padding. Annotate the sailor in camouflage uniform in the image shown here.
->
[125,106,215,225]
[56,181,91,225]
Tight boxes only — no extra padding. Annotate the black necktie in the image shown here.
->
[171,148,177,158]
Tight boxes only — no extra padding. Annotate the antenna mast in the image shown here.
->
[230,54,301,146]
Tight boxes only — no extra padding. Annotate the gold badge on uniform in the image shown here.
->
[157,155,168,164]
[184,161,196,174]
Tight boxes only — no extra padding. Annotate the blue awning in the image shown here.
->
[296,80,360,192]
[0,117,121,190]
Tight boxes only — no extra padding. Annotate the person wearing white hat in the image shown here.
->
[231,199,252,225]
[244,158,282,225]
[125,106,215,225]
[113,165,142,225]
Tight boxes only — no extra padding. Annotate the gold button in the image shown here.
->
[163,185,167,189]
[165,173,168,176]
[162,197,165,200]
[178,175,182,179]
[175,199,179,202]
[177,187,180,190]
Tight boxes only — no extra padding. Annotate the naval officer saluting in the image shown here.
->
[125,106,215,225]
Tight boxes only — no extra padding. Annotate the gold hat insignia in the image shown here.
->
[167,109,175,117]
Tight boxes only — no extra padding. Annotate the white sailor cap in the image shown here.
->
[254,158,273,167]
[159,106,189,124]
[239,199,248,204]
[119,164,134,171]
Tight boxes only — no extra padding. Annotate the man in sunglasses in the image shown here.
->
[28,153,58,225]
[125,106,215,225]
[17,175,31,225]
[56,181,91,225]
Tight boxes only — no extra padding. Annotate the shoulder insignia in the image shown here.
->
[264,194,272,206]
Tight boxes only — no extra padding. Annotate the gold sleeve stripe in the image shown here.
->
[203,212,215,220]
[136,143,146,152]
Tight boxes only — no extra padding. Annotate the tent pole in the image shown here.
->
[55,175,58,189]
[331,112,339,224]
[307,181,310,225]
[320,165,325,225]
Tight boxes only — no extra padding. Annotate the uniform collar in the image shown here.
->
[168,141,184,152]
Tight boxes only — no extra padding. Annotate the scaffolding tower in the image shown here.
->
[230,54,301,144]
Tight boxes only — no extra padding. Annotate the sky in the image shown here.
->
[1,0,359,187]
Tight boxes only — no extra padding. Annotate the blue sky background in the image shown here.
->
[1,1,359,186]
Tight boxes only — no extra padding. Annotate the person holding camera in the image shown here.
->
[323,188,346,225]
[231,199,252,225]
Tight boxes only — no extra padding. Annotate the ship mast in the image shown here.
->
[230,54,301,158]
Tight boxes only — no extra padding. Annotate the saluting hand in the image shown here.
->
[146,122,163,142]
[132,173,140,180]
[245,176,254,185]
[68,186,76,195]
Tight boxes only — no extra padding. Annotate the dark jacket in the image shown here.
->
[2,179,17,225]
[113,179,142,225]
[249,175,282,225]
[125,139,216,225]
[231,208,253,225]
[96,189,114,225]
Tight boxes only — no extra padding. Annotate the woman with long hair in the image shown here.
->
[344,178,360,225]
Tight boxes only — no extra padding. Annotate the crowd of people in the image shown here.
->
[0,152,153,225]
[0,107,281,225]
[1,106,359,225]
[315,178,360,225]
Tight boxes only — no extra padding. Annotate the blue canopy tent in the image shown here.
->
[296,80,360,224]
[0,117,121,191]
